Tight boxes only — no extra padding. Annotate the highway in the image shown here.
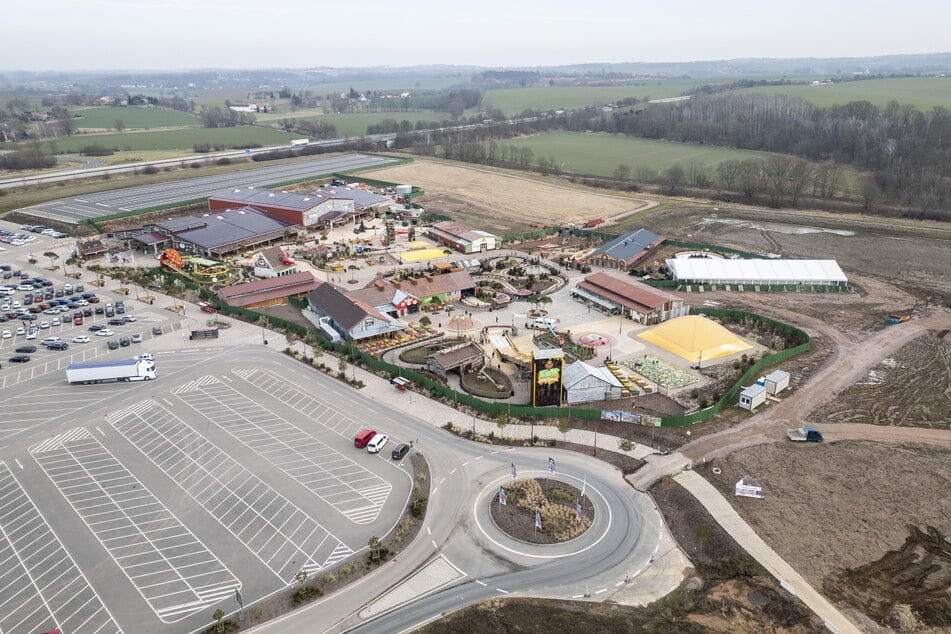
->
[15,152,398,224]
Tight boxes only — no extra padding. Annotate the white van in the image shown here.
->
[366,434,389,454]
[531,317,558,329]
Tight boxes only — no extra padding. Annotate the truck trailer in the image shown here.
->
[786,425,823,442]
[66,358,156,384]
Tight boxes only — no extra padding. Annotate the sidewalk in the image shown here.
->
[674,470,860,634]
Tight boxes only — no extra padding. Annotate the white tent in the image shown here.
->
[667,259,847,286]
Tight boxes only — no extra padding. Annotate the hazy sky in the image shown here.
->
[4,0,949,71]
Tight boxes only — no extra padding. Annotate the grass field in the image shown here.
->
[41,126,299,153]
[482,81,701,115]
[736,77,951,110]
[500,131,777,177]
[70,106,200,130]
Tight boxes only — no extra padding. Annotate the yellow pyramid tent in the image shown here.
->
[637,315,751,363]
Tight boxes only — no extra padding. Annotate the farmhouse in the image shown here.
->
[307,283,407,343]
[666,258,848,287]
[562,360,624,404]
[572,271,688,324]
[209,187,354,228]
[216,272,320,309]
[251,246,298,278]
[134,207,295,257]
[585,228,664,270]
[426,221,502,254]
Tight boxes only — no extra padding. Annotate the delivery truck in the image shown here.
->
[66,358,156,384]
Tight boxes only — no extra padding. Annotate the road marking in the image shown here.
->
[449,469,457,475]
[496,588,509,594]
[439,477,446,484]
[427,526,431,536]
[95,426,104,435]
[491,451,499,455]
[462,461,469,466]
[595,588,607,594]
[14,459,22,469]
[432,540,438,549]
[476,580,486,586]
[572,594,585,599]
[474,455,483,460]
[432,487,438,496]
[615,581,624,587]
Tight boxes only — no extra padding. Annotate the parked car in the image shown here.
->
[107,318,125,326]
[15,345,36,353]
[151,326,163,336]
[8,355,30,363]
[88,324,105,331]
[391,443,410,460]
[366,434,389,454]
[119,337,130,347]
[106,340,119,350]
[95,329,114,337]
[130,333,142,343]
[72,335,90,343]
[46,341,69,350]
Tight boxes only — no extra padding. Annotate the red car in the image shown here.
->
[198,301,216,313]
[87,296,100,303]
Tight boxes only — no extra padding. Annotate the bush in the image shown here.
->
[216,157,232,165]
[80,144,114,156]
[142,165,159,175]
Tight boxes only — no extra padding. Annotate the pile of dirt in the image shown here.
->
[810,333,951,429]
[824,525,951,629]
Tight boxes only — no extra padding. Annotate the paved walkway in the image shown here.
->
[675,470,860,634]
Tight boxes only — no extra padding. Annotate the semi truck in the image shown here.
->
[66,358,156,384]
[786,425,823,442]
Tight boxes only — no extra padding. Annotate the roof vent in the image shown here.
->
[303,197,310,202]
[268,193,276,197]
[216,216,224,220]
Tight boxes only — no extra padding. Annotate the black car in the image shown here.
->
[82,293,95,299]
[8,355,30,363]
[107,340,119,350]
[46,341,69,350]
[108,318,125,326]
[94,306,105,314]
[119,337,130,347]
[83,308,92,317]
[391,443,410,460]
[15,345,37,353]
[88,324,105,331]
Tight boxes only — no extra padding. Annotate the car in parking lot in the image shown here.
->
[391,443,410,460]
[8,355,30,363]
[107,318,125,326]
[106,340,119,350]
[83,308,92,316]
[136,353,154,361]
[122,315,136,322]
[119,337,130,347]
[366,434,389,453]
[95,329,114,337]
[87,296,100,303]
[41,336,61,346]
[130,333,142,343]
[151,326,163,336]
[94,306,104,314]
[15,326,25,335]
[46,341,69,351]
[51,317,60,326]
[39,320,50,329]
[72,335,90,343]
[1,329,11,339]
[14,345,36,353]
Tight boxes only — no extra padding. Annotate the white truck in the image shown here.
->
[66,358,156,384]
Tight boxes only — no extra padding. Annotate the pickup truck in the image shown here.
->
[786,426,823,442]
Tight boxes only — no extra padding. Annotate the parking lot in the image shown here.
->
[0,223,413,632]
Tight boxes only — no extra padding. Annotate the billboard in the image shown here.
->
[532,353,563,407]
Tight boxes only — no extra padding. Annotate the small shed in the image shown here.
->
[735,475,765,499]
[738,384,767,411]
[764,370,790,395]
[562,361,624,404]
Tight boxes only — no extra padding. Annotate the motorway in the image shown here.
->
[16,153,398,224]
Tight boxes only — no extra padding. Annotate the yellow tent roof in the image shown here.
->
[637,315,751,363]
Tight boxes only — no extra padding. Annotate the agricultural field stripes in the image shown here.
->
[31,428,239,623]
[173,376,391,524]
[106,400,354,581]
[0,462,121,634]
[232,367,365,441]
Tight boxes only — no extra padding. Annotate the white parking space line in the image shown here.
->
[107,400,354,581]
[173,375,392,525]
[31,428,239,623]
[0,462,120,634]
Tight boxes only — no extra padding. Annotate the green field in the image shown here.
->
[736,77,951,110]
[502,131,777,177]
[482,81,701,115]
[70,106,200,130]
[41,126,300,153]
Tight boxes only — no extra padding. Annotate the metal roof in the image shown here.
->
[563,360,623,389]
[210,187,345,211]
[156,208,295,251]
[589,228,661,264]
[667,259,848,284]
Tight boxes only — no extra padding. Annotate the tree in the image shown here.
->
[347,264,359,283]
[114,118,125,132]
[618,438,635,453]
[295,569,307,589]
[368,536,383,562]
[663,163,686,194]
[43,251,59,269]
[494,413,508,439]
[557,418,572,442]
[213,608,225,633]
[612,163,631,181]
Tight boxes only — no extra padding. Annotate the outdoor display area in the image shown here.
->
[490,478,594,545]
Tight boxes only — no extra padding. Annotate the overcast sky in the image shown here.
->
[3,0,949,71]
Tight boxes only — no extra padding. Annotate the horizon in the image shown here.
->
[4,0,951,73]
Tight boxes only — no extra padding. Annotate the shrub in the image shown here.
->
[142,165,159,175]
[80,144,114,156]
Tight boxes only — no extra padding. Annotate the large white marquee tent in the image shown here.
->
[666,259,848,286]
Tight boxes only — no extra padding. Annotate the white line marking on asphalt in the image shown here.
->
[595,588,607,594]
[615,581,624,587]
[431,488,438,496]
[490,451,499,455]
[449,469,457,475]
[476,580,486,586]
[431,540,437,549]
[95,426,104,435]
[427,526,431,536]
[474,455,483,460]
[15,458,22,469]
[496,588,509,594]
[439,477,446,484]
[222,375,233,382]
[572,594,584,599]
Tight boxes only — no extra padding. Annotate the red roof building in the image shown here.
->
[573,271,687,324]
[216,271,320,309]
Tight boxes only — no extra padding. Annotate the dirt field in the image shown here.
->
[701,442,951,630]
[809,332,951,429]
[362,160,650,234]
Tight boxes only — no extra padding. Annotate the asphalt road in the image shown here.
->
[19,153,397,224]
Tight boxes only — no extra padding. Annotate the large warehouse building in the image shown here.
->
[666,259,848,286]
[208,187,354,227]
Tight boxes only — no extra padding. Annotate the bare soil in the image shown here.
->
[700,441,951,630]
[363,160,650,234]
